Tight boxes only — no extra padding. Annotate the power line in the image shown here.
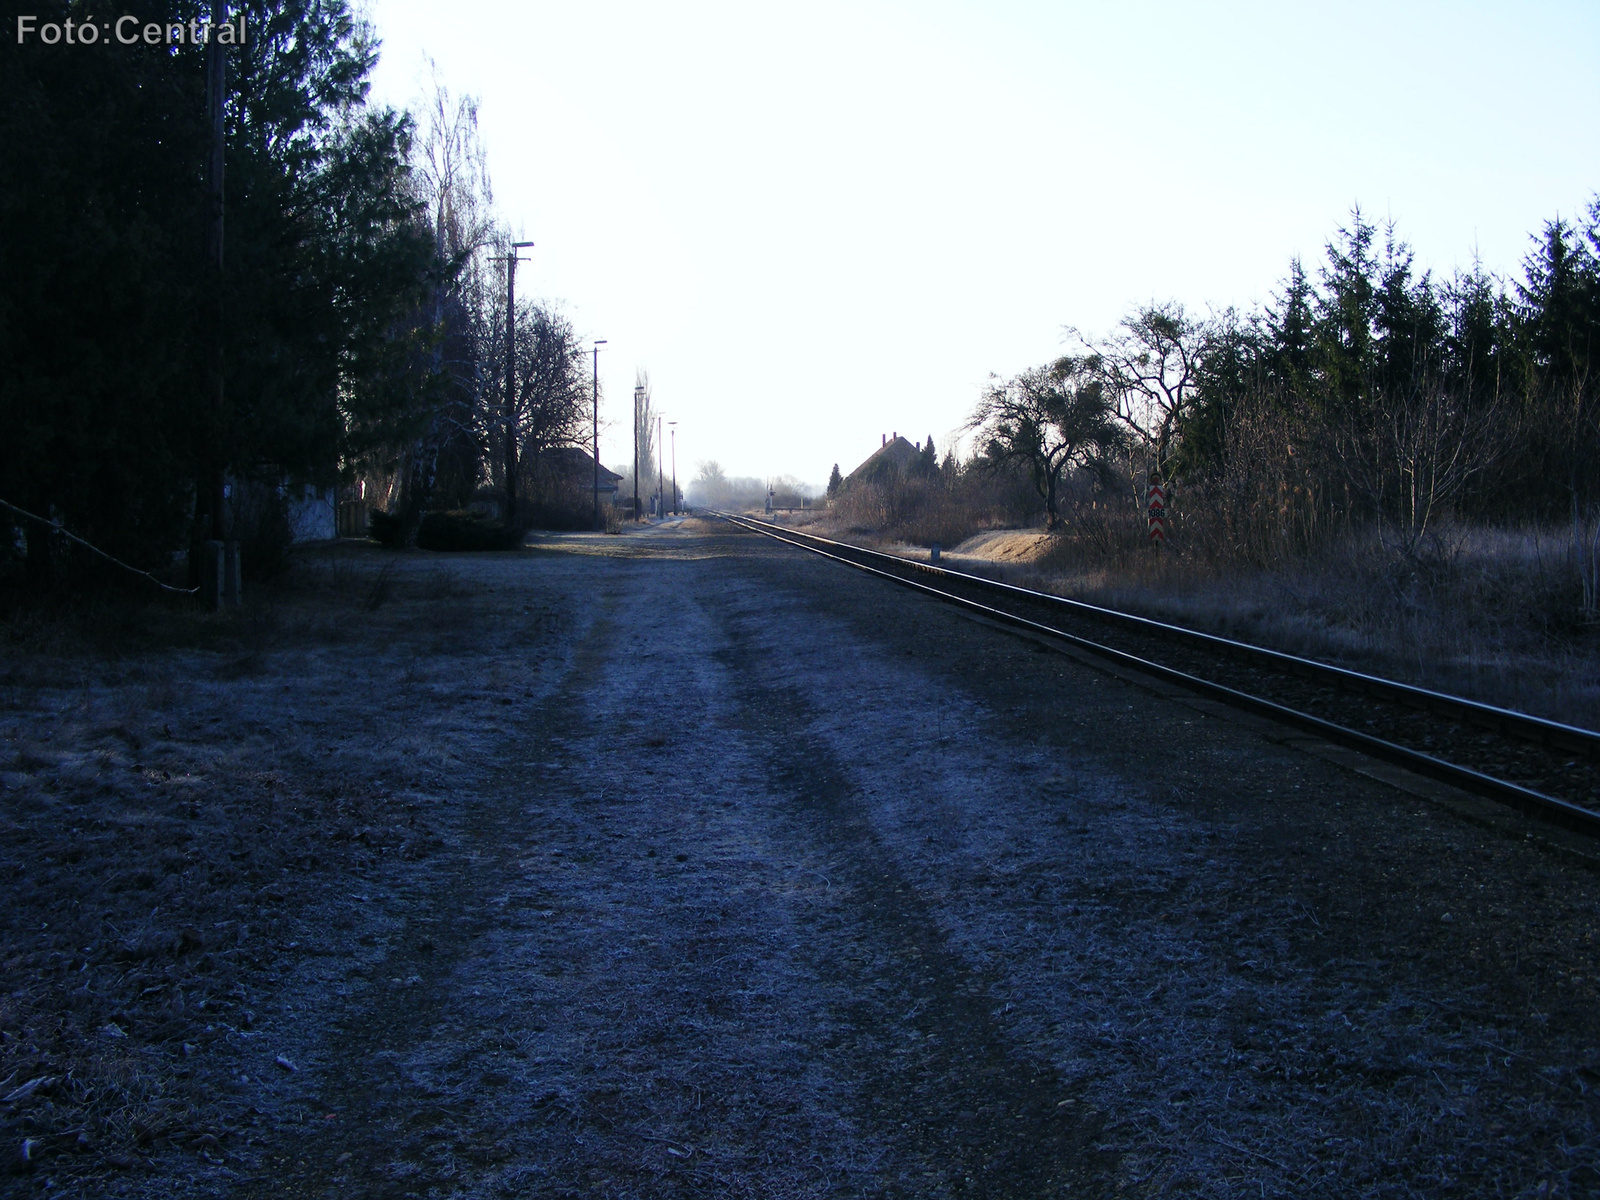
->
[0,499,199,595]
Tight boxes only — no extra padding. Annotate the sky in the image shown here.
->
[362,0,1600,489]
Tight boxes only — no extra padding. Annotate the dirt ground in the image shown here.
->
[3,521,1599,1198]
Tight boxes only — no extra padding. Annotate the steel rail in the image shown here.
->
[719,513,1600,760]
[715,511,1600,837]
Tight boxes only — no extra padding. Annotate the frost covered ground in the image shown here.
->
[2,522,1598,1197]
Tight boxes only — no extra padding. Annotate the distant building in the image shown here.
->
[535,447,623,502]
[232,473,337,543]
[285,481,336,542]
[846,432,921,485]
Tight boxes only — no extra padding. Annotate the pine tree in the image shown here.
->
[0,0,435,578]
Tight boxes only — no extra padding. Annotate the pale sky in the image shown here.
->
[363,0,1600,488]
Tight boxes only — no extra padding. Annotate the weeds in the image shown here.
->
[1574,502,1600,624]
[362,563,394,612]
[816,472,1600,728]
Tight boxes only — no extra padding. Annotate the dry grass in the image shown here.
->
[807,495,1600,730]
[0,547,565,1189]
[4,528,1597,1197]
[1016,523,1600,728]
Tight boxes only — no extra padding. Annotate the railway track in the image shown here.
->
[714,511,1600,837]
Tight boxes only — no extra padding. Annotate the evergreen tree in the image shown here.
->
[1265,258,1316,392]
[1513,212,1600,510]
[0,0,435,579]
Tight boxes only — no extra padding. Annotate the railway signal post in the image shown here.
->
[1147,480,1168,546]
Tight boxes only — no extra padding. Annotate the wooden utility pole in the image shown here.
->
[205,0,227,541]
[197,1,236,608]
[502,241,533,528]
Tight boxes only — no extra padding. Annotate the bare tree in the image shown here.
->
[1072,301,1203,484]
[509,302,590,503]
[967,358,1122,530]
[1334,378,1508,557]
[388,68,499,540]
[692,460,729,507]
[635,371,659,511]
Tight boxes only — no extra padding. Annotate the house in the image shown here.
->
[535,447,623,501]
[467,449,625,523]
[846,432,922,485]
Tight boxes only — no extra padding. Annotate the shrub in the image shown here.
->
[367,510,524,551]
[368,509,405,547]
[831,459,1038,546]
[416,511,524,551]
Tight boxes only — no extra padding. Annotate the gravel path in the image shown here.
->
[6,523,1599,1197]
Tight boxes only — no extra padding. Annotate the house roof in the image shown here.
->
[846,435,921,483]
[538,446,624,488]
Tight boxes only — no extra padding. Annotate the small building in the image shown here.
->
[846,432,922,485]
[516,446,626,529]
[535,447,623,502]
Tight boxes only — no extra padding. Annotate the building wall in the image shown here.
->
[287,484,336,543]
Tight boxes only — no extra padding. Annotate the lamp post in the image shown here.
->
[656,415,664,520]
[592,339,606,530]
[667,421,677,515]
[633,382,644,523]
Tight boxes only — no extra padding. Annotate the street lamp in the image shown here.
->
[656,414,665,520]
[667,421,678,516]
[632,382,644,523]
[592,339,606,530]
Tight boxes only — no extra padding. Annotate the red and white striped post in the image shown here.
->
[1147,480,1168,545]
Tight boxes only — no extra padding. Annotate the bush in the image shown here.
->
[368,509,405,547]
[367,510,524,551]
[831,459,1038,546]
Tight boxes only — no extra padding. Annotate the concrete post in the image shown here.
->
[222,541,242,606]
[200,541,224,611]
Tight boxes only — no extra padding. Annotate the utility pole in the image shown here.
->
[633,382,644,522]
[205,0,226,539]
[201,0,235,607]
[668,421,677,515]
[498,241,534,528]
[657,415,664,521]
[592,340,606,530]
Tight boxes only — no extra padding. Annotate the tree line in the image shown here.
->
[1,1,595,586]
[964,204,1600,567]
